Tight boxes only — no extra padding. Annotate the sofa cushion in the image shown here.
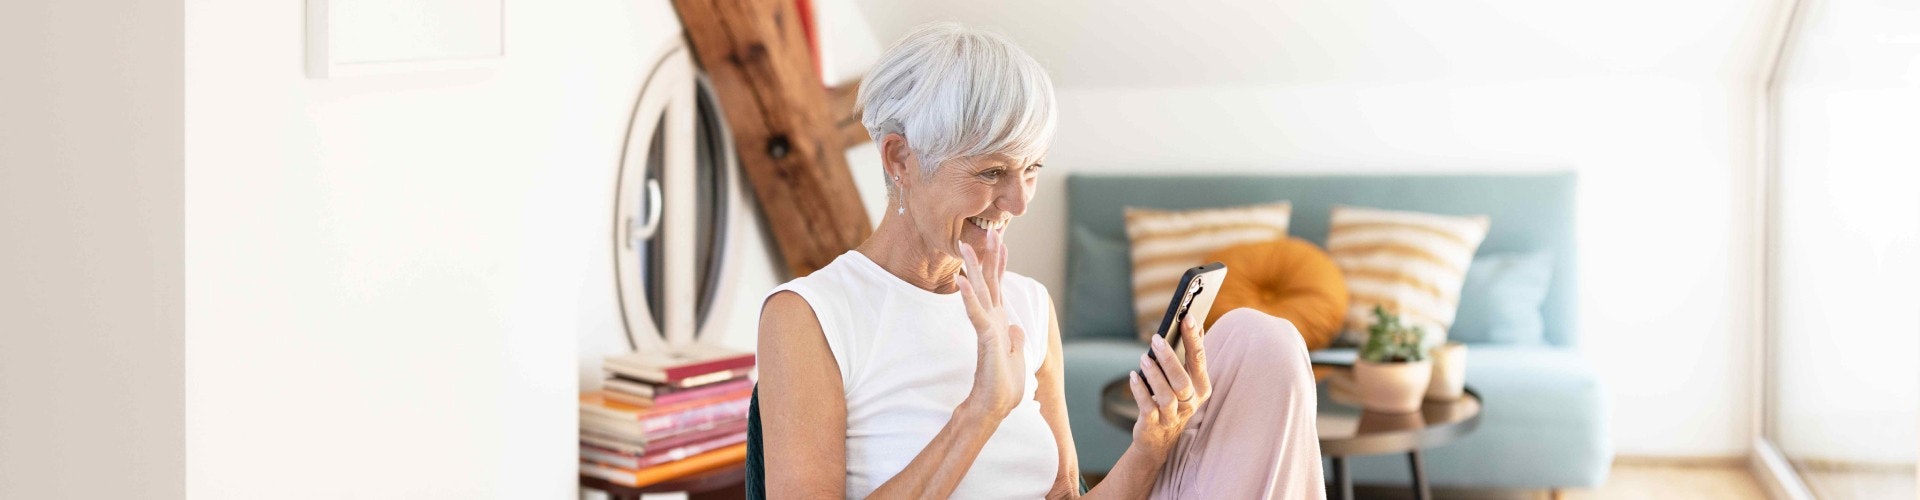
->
[1065,227,1135,340]
[1123,202,1292,341]
[1205,238,1347,350]
[1449,252,1554,345]
[1327,205,1489,347]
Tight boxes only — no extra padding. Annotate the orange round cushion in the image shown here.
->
[1204,238,1348,351]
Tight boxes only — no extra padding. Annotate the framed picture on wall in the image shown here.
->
[305,0,506,78]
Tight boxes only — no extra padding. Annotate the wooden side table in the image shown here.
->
[580,463,747,500]
[1098,362,1483,500]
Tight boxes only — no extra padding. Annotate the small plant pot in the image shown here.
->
[1426,342,1468,401]
[1354,359,1432,414]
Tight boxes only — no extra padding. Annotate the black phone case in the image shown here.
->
[1140,262,1226,396]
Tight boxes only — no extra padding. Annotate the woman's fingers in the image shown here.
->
[958,241,986,297]
[959,242,991,307]
[955,243,989,332]
[1127,370,1157,424]
[1180,315,1211,399]
[997,242,1009,306]
[984,229,1004,307]
[956,278,988,332]
[1139,353,1178,416]
[1149,335,1195,399]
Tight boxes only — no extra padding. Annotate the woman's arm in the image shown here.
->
[758,291,1012,500]
[1035,300,1173,500]
[757,291,848,499]
[1036,300,1081,499]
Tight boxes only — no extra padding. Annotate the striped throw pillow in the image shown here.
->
[1326,206,1490,347]
[1123,202,1291,342]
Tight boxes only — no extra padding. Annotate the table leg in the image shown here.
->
[1408,450,1429,500]
[1330,456,1351,500]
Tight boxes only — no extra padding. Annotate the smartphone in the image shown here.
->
[1141,262,1227,395]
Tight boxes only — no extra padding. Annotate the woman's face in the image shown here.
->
[902,152,1044,258]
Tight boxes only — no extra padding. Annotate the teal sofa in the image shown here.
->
[1060,173,1611,491]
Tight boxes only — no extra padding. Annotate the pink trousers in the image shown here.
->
[1150,308,1326,500]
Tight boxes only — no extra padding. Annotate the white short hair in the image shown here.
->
[857,22,1057,178]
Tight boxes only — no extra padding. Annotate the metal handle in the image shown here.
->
[628,178,663,248]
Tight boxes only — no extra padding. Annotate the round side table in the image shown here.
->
[1100,362,1482,500]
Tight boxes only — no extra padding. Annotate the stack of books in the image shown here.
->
[579,343,756,488]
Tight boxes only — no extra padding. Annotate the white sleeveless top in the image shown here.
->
[765,250,1058,499]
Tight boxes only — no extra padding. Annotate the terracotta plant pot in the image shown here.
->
[1426,342,1468,401]
[1354,359,1432,413]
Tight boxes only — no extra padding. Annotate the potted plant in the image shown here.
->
[1354,305,1431,413]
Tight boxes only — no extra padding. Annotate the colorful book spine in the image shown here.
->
[600,390,653,408]
[582,388,746,421]
[602,378,656,399]
[581,428,749,470]
[578,416,744,458]
[634,431,748,469]
[601,353,756,384]
[579,443,747,488]
[658,354,756,382]
[658,367,753,390]
[580,413,644,437]
[639,396,751,435]
[644,417,746,450]
[653,377,754,407]
[580,432,645,455]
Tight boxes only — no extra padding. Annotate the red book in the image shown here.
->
[579,416,745,460]
[638,431,749,468]
[580,390,752,437]
[583,430,750,470]
[606,370,752,398]
[639,396,750,436]
[580,443,746,488]
[603,344,755,384]
[653,377,754,407]
[646,417,747,450]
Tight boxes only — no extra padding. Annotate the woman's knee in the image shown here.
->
[1208,308,1311,367]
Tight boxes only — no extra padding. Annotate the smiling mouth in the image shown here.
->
[967,216,1007,231]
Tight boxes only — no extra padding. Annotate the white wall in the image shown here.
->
[849,0,1786,458]
[1770,0,1920,466]
[0,1,185,497]
[185,0,684,497]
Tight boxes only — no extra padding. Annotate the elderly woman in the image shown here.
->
[758,23,1324,499]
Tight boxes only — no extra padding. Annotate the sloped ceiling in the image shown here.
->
[850,0,1781,88]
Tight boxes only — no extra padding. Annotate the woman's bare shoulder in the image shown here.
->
[761,289,815,320]
[759,290,826,348]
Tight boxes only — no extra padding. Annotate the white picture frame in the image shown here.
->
[305,0,506,79]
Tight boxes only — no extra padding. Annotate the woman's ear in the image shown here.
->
[880,133,914,185]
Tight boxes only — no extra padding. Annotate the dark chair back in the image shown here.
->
[746,386,766,499]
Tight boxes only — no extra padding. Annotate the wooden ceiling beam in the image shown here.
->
[826,83,870,151]
[672,0,872,277]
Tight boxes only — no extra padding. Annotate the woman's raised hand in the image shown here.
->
[956,228,1026,422]
[1127,313,1214,458]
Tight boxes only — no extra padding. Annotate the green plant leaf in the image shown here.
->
[1361,304,1427,363]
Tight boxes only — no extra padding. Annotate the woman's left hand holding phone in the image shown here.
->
[1127,314,1213,458]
